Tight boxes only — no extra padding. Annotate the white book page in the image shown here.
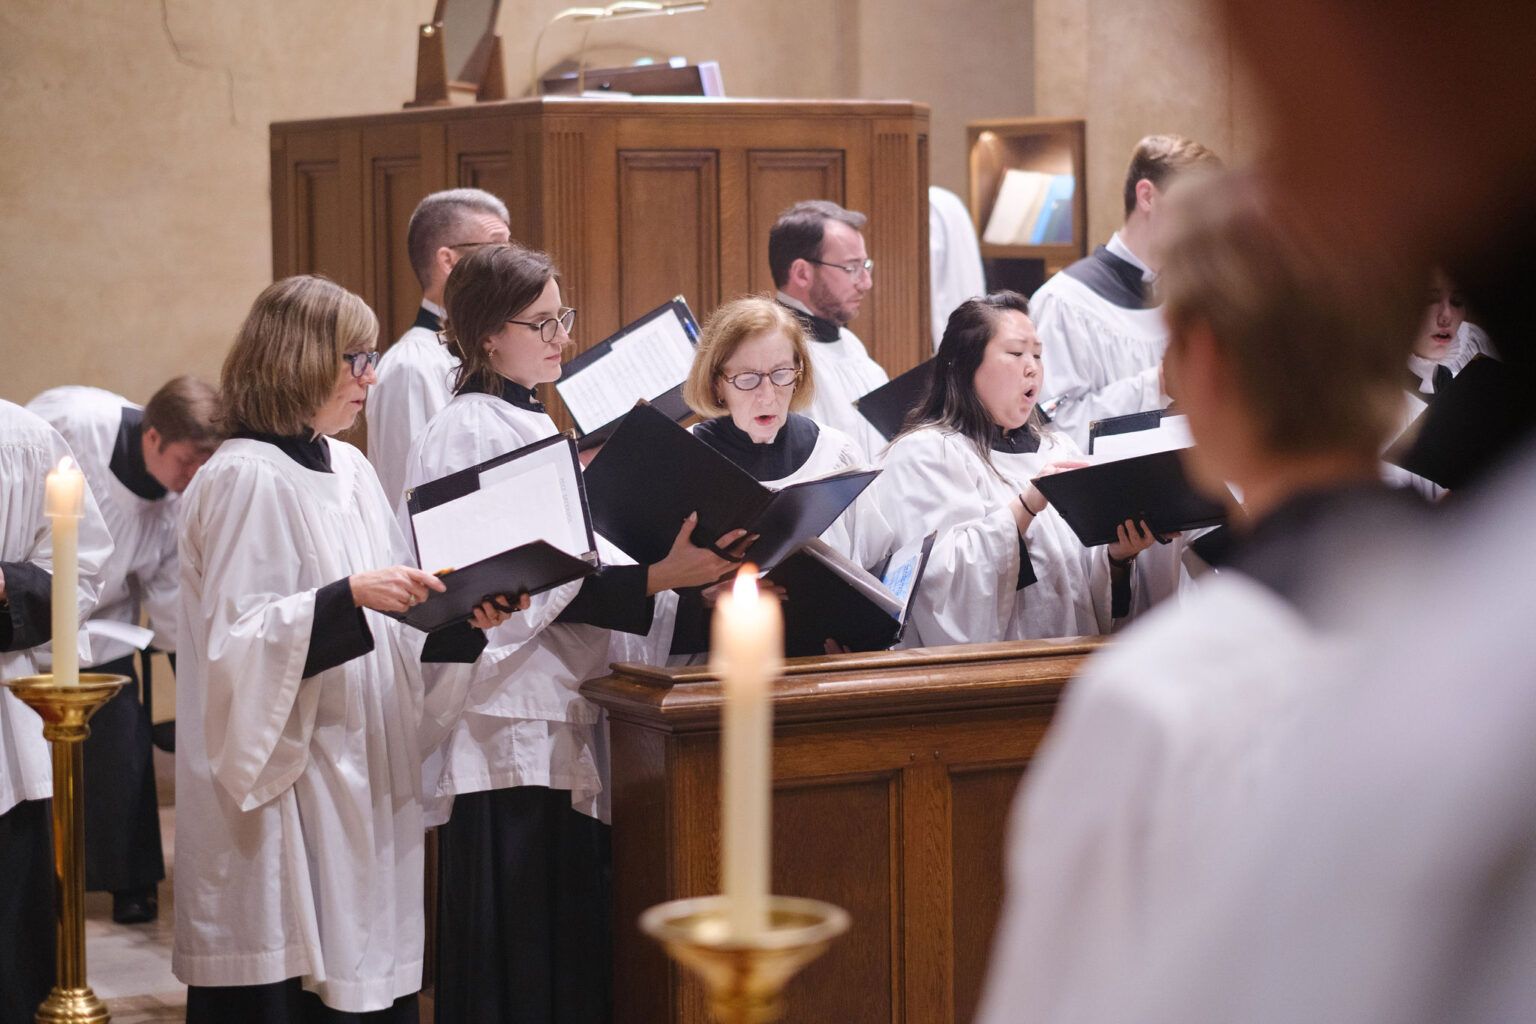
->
[413,443,590,573]
[1093,414,1195,463]
[555,309,696,431]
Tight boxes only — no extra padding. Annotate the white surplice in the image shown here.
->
[929,185,987,351]
[867,425,1114,645]
[0,399,113,815]
[172,437,470,1012]
[1029,242,1167,453]
[777,292,891,460]
[973,571,1333,1024]
[27,386,179,664]
[367,300,455,512]
[400,392,609,825]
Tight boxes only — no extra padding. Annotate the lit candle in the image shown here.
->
[46,457,85,687]
[710,566,782,938]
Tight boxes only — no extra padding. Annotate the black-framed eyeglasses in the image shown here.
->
[722,367,802,392]
[445,240,505,252]
[507,307,577,343]
[806,257,874,278]
[341,351,381,378]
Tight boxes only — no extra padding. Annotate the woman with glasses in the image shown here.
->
[863,292,1158,647]
[400,243,742,1024]
[174,275,514,1023]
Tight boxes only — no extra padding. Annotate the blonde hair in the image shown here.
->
[1123,134,1223,215]
[220,275,378,435]
[1159,173,1417,456]
[683,296,816,418]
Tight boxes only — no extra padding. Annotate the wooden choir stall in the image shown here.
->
[268,96,933,429]
[583,639,1101,1024]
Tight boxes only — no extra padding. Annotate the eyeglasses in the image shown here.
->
[806,257,874,279]
[445,240,505,252]
[722,367,802,392]
[341,351,381,378]
[507,307,577,343]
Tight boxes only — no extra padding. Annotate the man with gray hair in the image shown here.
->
[367,188,511,508]
[770,199,888,459]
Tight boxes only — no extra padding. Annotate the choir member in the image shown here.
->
[174,275,513,1023]
[401,243,742,1024]
[26,376,219,924]
[367,188,511,509]
[973,171,1423,1024]
[1406,270,1493,395]
[929,185,987,351]
[770,200,890,458]
[0,399,113,1024]
[865,292,1157,647]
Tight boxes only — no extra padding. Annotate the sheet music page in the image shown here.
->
[1092,414,1196,463]
[413,442,590,573]
[556,309,696,431]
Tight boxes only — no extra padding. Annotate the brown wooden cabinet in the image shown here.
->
[270,97,932,428]
[582,638,1101,1024]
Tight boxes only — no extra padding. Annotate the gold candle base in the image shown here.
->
[639,895,850,1024]
[4,674,130,1024]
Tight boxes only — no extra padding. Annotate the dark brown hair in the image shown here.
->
[768,200,868,288]
[142,375,221,451]
[442,243,559,396]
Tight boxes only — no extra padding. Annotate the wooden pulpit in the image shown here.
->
[582,638,1102,1024]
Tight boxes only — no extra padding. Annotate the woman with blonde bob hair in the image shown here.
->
[174,275,512,1023]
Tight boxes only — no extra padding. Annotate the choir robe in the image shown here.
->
[366,302,454,512]
[973,482,1427,1024]
[929,185,987,352]
[1384,322,1498,501]
[172,435,476,1014]
[866,424,1115,645]
[776,292,890,460]
[0,399,113,1024]
[27,386,177,893]
[609,413,891,667]
[401,382,649,1024]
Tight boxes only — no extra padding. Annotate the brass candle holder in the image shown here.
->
[4,673,129,1024]
[639,894,850,1024]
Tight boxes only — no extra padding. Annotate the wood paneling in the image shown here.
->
[745,149,846,296]
[617,149,720,321]
[585,638,1101,1024]
[361,124,437,348]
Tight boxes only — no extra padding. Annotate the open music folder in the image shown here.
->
[767,532,936,657]
[554,296,700,450]
[583,401,880,570]
[855,358,935,441]
[1033,411,1230,547]
[398,433,599,631]
[1386,355,1523,490]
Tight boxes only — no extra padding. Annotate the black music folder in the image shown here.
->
[397,433,599,631]
[855,358,935,441]
[1386,356,1525,490]
[553,296,700,450]
[767,533,936,657]
[583,402,880,570]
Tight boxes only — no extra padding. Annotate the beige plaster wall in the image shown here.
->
[0,0,1030,408]
[1033,0,1267,249]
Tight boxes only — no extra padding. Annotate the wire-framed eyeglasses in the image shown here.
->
[507,308,577,343]
[341,351,381,378]
[721,367,802,392]
[805,257,874,279]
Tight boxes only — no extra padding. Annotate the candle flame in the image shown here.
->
[732,564,759,602]
[55,456,77,474]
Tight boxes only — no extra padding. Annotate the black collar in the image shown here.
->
[498,377,546,413]
[694,413,821,482]
[781,301,842,344]
[109,407,169,501]
[413,304,443,332]
[234,429,332,473]
[1061,246,1152,310]
[990,424,1042,455]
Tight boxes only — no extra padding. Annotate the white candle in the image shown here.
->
[46,457,84,687]
[710,566,782,939]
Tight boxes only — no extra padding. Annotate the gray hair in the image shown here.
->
[406,188,511,290]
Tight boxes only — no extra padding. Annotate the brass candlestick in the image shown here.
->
[4,673,129,1024]
[639,895,850,1024]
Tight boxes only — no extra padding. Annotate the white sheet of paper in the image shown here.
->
[1092,414,1196,462]
[881,534,929,616]
[412,443,590,573]
[556,309,696,432]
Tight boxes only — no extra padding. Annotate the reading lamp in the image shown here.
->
[530,0,711,95]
